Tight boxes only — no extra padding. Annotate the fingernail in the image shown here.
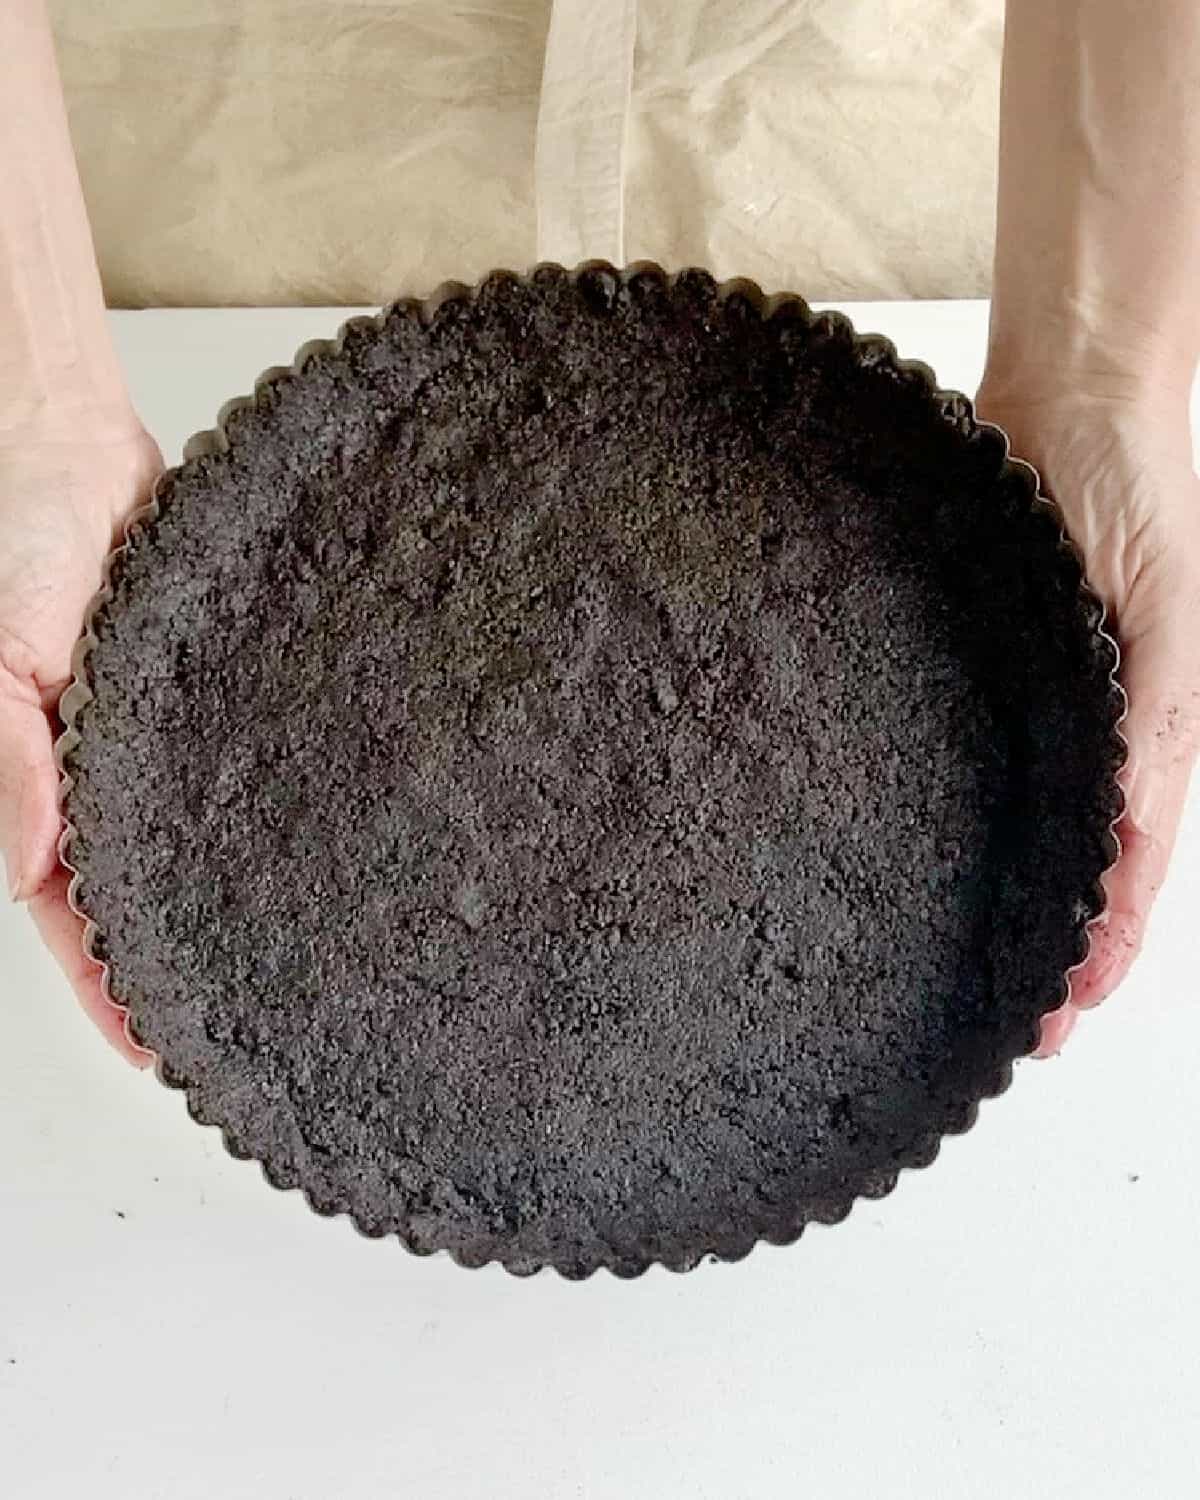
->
[1035,1004,1076,1058]
[4,852,22,903]
[1074,911,1140,1008]
[1125,764,1165,836]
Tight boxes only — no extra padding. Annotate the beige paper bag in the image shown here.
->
[50,0,1002,308]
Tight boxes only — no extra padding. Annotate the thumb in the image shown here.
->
[1070,636,1199,1009]
[0,666,63,902]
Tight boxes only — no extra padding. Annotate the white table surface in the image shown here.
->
[2,302,1197,1499]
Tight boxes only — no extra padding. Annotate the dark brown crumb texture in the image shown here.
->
[62,266,1123,1277]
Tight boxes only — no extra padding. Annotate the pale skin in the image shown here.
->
[2,0,1198,1065]
[978,0,1200,1052]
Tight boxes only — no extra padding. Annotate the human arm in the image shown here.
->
[980,0,1200,1051]
[1,0,161,1062]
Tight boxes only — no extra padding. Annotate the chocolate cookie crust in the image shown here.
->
[61,266,1123,1276]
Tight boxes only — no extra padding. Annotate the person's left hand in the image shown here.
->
[1,427,164,1063]
[976,378,1200,1055]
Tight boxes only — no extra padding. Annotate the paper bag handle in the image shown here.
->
[534,0,638,266]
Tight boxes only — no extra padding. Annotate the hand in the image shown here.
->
[1,427,164,1065]
[976,380,1200,1054]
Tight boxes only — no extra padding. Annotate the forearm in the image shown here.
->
[1,0,136,446]
[986,0,1200,410]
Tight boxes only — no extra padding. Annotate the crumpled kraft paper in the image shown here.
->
[49,0,1002,308]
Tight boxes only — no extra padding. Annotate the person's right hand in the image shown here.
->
[1,426,163,1064]
[977,380,1200,1054]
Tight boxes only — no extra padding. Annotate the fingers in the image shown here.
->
[1069,651,1198,1012]
[26,867,153,1067]
[1069,903,1143,1011]
[0,674,62,900]
[2,680,150,1067]
[1068,810,1181,1010]
[1034,636,1198,1053]
[3,663,149,1066]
